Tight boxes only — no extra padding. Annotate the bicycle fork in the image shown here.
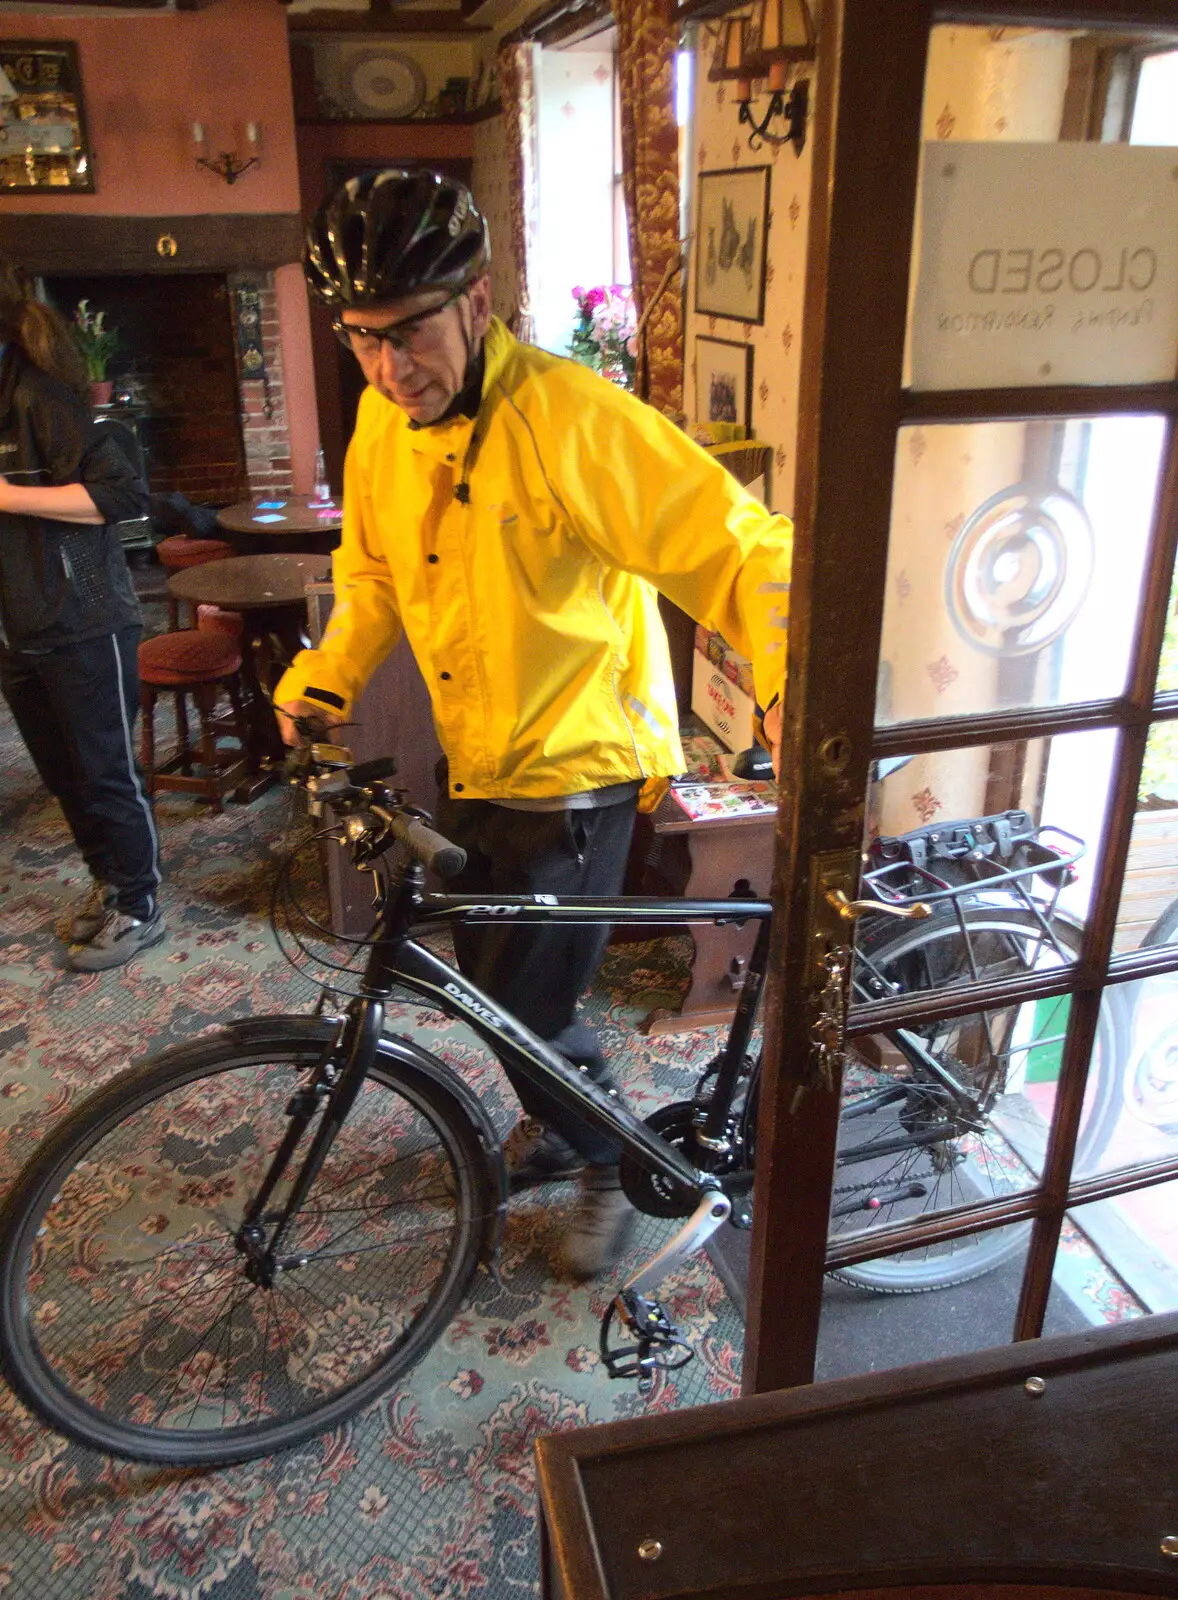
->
[237,1000,383,1284]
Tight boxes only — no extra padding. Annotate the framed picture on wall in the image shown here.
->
[0,40,94,193]
[694,165,771,324]
[696,336,753,431]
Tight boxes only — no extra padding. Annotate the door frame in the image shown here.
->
[744,0,1178,1393]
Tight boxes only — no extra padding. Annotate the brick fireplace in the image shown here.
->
[9,211,304,508]
[48,269,292,506]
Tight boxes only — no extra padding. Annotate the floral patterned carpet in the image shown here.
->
[0,697,742,1600]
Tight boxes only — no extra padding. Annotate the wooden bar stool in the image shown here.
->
[138,630,250,812]
[156,536,235,630]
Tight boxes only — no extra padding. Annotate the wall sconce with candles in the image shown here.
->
[708,0,815,156]
[192,121,261,185]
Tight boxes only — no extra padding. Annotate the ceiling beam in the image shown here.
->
[286,8,488,33]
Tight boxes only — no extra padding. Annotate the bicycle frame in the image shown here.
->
[248,869,772,1289]
[380,888,771,1188]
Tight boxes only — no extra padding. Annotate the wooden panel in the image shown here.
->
[322,632,444,938]
[536,1312,1178,1600]
[1116,807,1178,951]
[1,214,304,276]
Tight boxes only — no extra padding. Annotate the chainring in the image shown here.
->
[619,1101,747,1218]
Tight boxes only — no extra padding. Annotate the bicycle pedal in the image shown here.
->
[599,1289,694,1390]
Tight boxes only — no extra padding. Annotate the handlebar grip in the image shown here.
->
[392,814,467,879]
[349,756,399,787]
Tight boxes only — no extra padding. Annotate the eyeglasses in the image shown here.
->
[332,287,467,357]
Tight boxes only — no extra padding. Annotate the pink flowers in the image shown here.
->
[569,284,638,390]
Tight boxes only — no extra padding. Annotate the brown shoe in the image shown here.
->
[559,1166,636,1280]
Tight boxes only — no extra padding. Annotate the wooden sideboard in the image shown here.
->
[632,787,776,1033]
[535,1309,1178,1600]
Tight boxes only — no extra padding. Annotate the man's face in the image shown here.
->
[337,276,491,426]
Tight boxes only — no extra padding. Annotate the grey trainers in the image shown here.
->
[54,880,115,945]
[503,1116,586,1191]
[559,1166,636,1280]
[66,908,166,972]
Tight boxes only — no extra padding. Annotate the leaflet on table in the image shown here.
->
[252,513,286,524]
[670,782,777,821]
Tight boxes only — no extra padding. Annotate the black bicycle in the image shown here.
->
[0,740,1127,1465]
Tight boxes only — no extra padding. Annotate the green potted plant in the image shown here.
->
[73,299,119,407]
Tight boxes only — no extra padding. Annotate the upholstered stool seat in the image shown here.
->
[156,536,235,630]
[139,630,249,811]
[156,535,235,570]
[197,603,245,640]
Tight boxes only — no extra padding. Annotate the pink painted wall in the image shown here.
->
[275,261,317,495]
[0,0,299,215]
[0,0,316,488]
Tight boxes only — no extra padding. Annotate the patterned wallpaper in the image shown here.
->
[683,31,814,516]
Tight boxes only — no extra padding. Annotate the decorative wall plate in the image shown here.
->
[342,49,426,119]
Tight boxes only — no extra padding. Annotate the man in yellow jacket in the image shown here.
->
[276,170,791,1277]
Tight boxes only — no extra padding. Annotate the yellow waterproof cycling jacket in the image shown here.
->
[276,318,792,801]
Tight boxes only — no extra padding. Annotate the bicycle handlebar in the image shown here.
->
[290,743,468,880]
[371,806,467,880]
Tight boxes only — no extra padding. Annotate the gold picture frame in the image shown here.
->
[0,40,95,194]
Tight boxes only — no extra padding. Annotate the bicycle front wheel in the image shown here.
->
[0,1023,493,1466]
[833,908,1124,1293]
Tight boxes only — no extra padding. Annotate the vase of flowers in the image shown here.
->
[73,299,119,407]
[568,285,637,391]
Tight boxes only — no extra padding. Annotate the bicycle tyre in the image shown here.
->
[1118,893,1178,1135]
[0,1019,498,1466]
[832,908,1125,1294]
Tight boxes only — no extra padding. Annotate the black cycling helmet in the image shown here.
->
[304,168,490,309]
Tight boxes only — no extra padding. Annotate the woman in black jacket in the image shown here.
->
[0,261,163,971]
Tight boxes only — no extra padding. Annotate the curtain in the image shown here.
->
[496,40,539,343]
[613,0,683,416]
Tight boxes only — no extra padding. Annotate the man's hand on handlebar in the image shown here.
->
[275,697,346,749]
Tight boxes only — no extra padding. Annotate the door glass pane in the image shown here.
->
[1047,1179,1178,1326]
[839,978,1119,1250]
[816,1237,1030,1379]
[1073,975,1178,1179]
[877,419,1164,725]
[859,729,1115,978]
[906,26,1178,392]
[1115,722,1178,952]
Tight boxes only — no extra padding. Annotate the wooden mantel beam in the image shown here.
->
[286,8,488,33]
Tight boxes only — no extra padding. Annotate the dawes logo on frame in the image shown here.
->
[444,980,503,1028]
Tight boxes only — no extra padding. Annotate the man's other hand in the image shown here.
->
[275,698,345,748]
[763,701,783,780]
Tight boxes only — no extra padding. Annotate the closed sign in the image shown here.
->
[910,141,1178,389]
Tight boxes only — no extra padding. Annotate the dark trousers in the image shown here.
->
[434,780,637,1166]
[0,626,161,919]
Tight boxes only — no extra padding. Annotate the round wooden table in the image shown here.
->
[168,554,332,774]
[215,495,342,555]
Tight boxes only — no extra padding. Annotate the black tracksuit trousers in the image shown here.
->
[1,625,161,920]
[434,781,638,1166]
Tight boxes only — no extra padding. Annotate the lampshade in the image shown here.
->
[745,0,816,72]
[707,10,754,83]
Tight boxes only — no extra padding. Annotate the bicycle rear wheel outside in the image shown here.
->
[832,909,1124,1292]
[0,1026,493,1466]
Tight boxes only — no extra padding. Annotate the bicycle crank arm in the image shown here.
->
[623,1188,731,1300]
